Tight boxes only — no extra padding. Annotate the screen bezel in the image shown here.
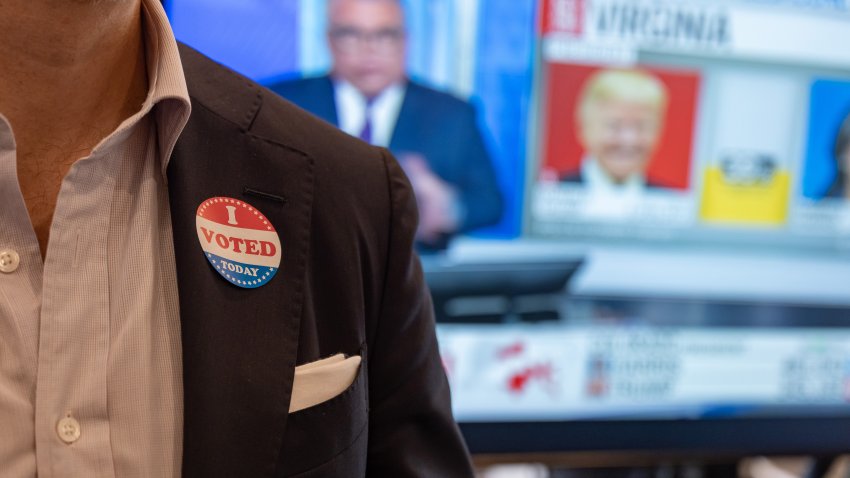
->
[460,417,850,457]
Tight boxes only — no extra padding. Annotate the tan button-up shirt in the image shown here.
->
[0,0,190,476]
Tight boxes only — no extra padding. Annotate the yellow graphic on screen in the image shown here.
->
[700,152,790,226]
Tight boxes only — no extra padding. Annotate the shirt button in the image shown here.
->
[0,249,19,274]
[56,414,81,444]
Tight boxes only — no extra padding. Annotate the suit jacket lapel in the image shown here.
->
[170,44,315,477]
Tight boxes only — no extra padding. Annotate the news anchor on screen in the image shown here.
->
[563,68,670,193]
[270,0,503,251]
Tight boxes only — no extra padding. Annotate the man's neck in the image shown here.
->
[0,0,148,258]
[0,0,148,160]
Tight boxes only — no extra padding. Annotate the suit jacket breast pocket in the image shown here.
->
[276,351,369,477]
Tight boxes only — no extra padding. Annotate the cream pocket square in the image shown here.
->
[289,354,362,413]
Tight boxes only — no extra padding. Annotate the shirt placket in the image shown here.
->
[34,150,117,478]
[0,118,43,478]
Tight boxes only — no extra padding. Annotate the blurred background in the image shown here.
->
[165,0,850,476]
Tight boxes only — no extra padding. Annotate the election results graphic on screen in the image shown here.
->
[529,0,850,249]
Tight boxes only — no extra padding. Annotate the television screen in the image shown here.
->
[166,0,850,458]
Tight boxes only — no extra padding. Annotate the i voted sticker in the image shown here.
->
[196,197,282,289]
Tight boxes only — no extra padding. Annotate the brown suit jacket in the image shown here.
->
[168,44,474,477]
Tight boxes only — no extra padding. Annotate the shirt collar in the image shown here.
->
[0,0,191,178]
[139,0,191,177]
[332,80,406,147]
[334,79,405,110]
